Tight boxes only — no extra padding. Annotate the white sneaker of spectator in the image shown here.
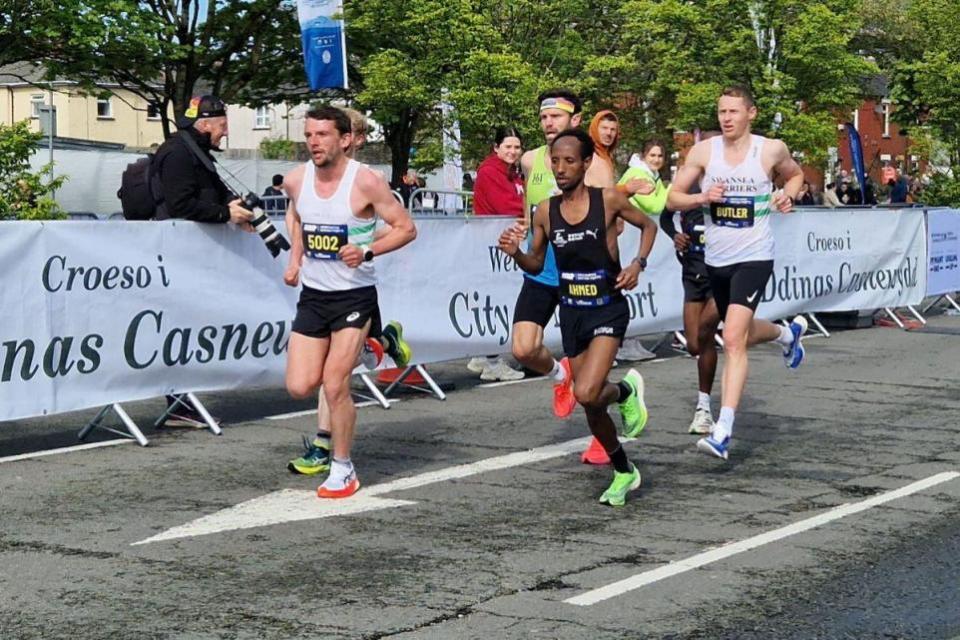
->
[617,336,657,362]
[480,357,525,382]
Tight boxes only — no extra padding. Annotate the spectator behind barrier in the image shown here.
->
[398,169,419,207]
[262,174,286,214]
[798,181,815,206]
[823,182,843,208]
[153,95,254,227]
[472,126,524,217]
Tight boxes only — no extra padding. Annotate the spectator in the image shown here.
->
[472,126,524,217]
[837,179,861,205]
[462,173,475,191]
[823,182,843,208]
[152,95,254,427]
[797,181,815,206]
[398,169,419,207]
[262,174,286,213]
[890,174,909,203]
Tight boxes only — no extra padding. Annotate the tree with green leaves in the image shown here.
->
[35,0,307,138]
[0,121,66,220]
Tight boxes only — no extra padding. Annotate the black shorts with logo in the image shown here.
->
[559,296,629,358]
[705,260,774,319]
[681,254,712,303]
[293,285,382,339]
[513,277,560,327]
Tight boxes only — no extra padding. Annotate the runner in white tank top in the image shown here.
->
[287,107,414,480]
[282,106,417,499]
[667,86,808,462]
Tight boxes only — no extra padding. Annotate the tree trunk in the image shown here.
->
[384,109,417,188]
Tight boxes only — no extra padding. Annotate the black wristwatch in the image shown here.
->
[633,256,647,271]
[362,246,375,262]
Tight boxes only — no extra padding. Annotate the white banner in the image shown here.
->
[926,208,960,296]
[0,209,927,421]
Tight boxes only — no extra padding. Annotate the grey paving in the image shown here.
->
[2,313,960,639]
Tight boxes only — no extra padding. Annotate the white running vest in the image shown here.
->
[700,134,774,267]
[297,158,378,291]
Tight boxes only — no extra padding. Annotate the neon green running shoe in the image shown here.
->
[599,464,642,507]
[287,435,330,476]
[618,368,648,438]
[382,321,412,367]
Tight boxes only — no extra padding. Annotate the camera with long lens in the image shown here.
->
[242,193,291,258]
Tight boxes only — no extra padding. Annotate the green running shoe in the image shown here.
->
[382,321,412,367]
[599,464,642,507]
[618,368,648,438]
[287,435,330,476]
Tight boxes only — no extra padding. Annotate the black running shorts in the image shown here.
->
[559,296,629,358]
[705,260,774,319]
[513,277,560,327]
[681,255,713,303]
[293,285,382,339]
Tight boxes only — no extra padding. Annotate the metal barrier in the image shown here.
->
[406,188,473,217]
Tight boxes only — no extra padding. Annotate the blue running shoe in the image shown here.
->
[696,435,730,460]
[783,315,808,369]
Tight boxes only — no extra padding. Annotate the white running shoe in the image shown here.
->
[467,357,488,374]
[617,337,657,362]
[480,358,525,381]
[688,408,715,435]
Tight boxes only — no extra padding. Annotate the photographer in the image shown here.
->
[152,95,254,427]
[153,95,254,228]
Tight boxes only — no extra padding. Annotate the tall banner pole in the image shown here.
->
[297,0,348,90]
[845,122,867,195]
[440,89,464,214]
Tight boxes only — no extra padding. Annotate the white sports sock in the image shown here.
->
[775,324,794,347]
[697,392,711,412]
[714,406,735,440]
[549,359,566,382]
[326,457,355,489]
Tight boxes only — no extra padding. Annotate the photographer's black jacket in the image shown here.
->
[154,128,232,222]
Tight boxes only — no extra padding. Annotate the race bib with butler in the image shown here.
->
[710,196,755,228]
[560,270,613,307]
[303,223,348,260]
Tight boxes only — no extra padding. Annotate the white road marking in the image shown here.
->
[266,399,399,420]
[565,471,960,606]
[0,439,132,464]
[479,377,545,389]
[133,435,592,545]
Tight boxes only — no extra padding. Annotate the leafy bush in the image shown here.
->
[920,170,960,207]
[0,121,67,220]
[259,137,300,160]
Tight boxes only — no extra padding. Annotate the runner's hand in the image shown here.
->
[615,261,642,291]
[700,184,725,205]
[498,225,522,257]
[283,262,300,287]
[625,178,654,196]
[674,232,691,253]
[338,243,364,268]
[772,190,794,213]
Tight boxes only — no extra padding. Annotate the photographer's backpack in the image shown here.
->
[118,154,159,220]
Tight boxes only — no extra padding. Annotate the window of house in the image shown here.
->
[882,100,891,138]
[97,97,113,119]
[30,94,45,118]
[146,103,161,120]
[254,106,271,129]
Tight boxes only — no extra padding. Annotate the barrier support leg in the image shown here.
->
[185,393,222,435]
[355,373,391,409]
[921,295,943,314]
[947,294,960,312]
[382,365,446,401]
[883,307,907,330]
[806,313,831,338]
[906,305,928,325]
[672,331,688,350]
[78,404,148,447]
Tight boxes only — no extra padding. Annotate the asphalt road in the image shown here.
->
[2,312,960,639]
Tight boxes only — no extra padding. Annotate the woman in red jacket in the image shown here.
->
[472,126,524,217]
[466,126,526,380]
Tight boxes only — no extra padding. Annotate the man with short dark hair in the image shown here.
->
[283,105,417,498]
[262,174,286,214]
[500,127,658,506]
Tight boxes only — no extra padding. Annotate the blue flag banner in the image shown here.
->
[297,0,347,90]
[845,122,867,194]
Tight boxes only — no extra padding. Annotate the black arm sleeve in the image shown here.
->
[659,210,679,239]
[156,144,231,223]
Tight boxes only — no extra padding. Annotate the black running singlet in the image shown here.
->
[548,187,622,307]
